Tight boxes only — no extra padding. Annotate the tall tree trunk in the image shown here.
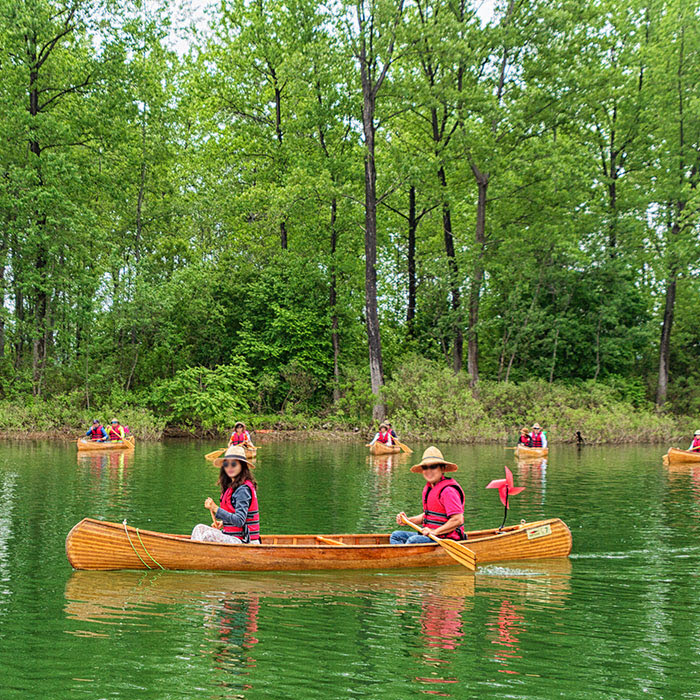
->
[437,166,462,372]
[407,186,417,336]
[329,198,341,403]
[360,84,385,419]
[468,167,489,387]
[656,269,676,407]
[272,75,288,250]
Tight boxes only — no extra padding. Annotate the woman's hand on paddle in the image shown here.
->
[204,497,217,512]
[420,527,433,537]
[396,511,407,525]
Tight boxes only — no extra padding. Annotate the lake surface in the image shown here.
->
[1,439,700,698]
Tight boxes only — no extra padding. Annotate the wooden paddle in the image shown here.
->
[394,440,413,454]
[316,535,346,546]
[400,515,476,571]
[205,444,260,461]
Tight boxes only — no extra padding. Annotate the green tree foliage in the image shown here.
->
[0,0,699,432]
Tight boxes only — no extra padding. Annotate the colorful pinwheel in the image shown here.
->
[486,466,524,529]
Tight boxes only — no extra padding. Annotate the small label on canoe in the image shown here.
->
[526,524,551,540]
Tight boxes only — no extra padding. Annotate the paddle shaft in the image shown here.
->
[400,515,447,544]
[400,515,475,570]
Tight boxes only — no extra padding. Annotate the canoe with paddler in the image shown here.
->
[66,446,571,572]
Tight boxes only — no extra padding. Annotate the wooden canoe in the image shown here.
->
[77,438,135,452]
[369,442,401,455]
[65,517,571,572]
[514,445,548,459]
[664,447,700,465]
[205,446,257,461]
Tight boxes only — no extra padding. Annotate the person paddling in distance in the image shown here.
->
[390,447,465,544]
[106,419,126,441]
[529,423,547,448]
[191,446,260,544]
[229,421,255,449]
[368,423,394,447]
[85,419,107,442]
[386,421,399,441]
[689,430,700,453]
[517,428,532,447]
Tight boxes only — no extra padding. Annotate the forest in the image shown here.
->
[0,0,699,441]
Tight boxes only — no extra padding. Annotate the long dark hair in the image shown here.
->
[218,459,257,495]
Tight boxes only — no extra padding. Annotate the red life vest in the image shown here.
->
[89,425,104,440]
[230,431,250,446]
[422,478,465,541]
[692,437,700,452]
[530,431,543,448]
[220,479,260,542]
[377,432,391,444]
[107,424,124,440]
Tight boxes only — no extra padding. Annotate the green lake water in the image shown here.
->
[1,439,700,698]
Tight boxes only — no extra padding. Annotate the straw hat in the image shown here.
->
[410,446,457,473]
[379,423,388,429]
[234,421,245,429]
[695,430,700,436]
[532,423,541,430]
[520,427,528,434]
[213,445,256,469]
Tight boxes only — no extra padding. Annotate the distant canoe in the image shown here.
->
[65,517,571,572]
[369,442,401,455]
[77,438,135,452]
[514,445,548,459]
[664,447,700,465]
[205,446,257,462]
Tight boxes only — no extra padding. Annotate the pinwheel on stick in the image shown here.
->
[486,466,524,531]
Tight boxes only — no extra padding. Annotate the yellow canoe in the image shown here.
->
[369,442,401,455]
[77,438,135,452]
[514,445,548,459]
[664,447,700,465]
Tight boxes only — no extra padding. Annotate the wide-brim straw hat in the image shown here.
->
[213,445,256,469]
[234,421,245,429]
[695,430,700,436]
[531,423,541,429]
[410,446,457,473]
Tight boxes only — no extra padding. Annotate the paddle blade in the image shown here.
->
[205,449,225,461]
[439,539,477,571]
[396,441,413,454]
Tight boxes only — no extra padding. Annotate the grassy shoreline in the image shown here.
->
[0,366,695,445]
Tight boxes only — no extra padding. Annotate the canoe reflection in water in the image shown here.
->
[76,450,132,494]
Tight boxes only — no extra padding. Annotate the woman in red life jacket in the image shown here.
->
[106,419,125,441]
[191,445,260,544]
[517,428,532,447]
[529,423,547,448]
[85,419,107,441]
[228,421,255,449]
[390,446,465,544]
[689,430,700,452]
[368,423,393,447]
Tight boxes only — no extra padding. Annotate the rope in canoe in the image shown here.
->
[122,519,165,570]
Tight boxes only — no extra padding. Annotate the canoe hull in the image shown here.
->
[665,447,700,464]
[77,438,135,452]
[65,517,572,572]
[515,445,548,459]
[369,442,401,455]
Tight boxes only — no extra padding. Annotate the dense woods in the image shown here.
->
[0,0,699,437]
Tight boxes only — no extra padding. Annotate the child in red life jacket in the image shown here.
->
[369,423,394,447]
[689,430,700,452]
[229,421,254,448]
[85,419,107,441]
[517,428,532,447]
[390,446,465,544]
[529,423,547,448]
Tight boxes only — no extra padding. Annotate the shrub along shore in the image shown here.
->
[0,363,695,446]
